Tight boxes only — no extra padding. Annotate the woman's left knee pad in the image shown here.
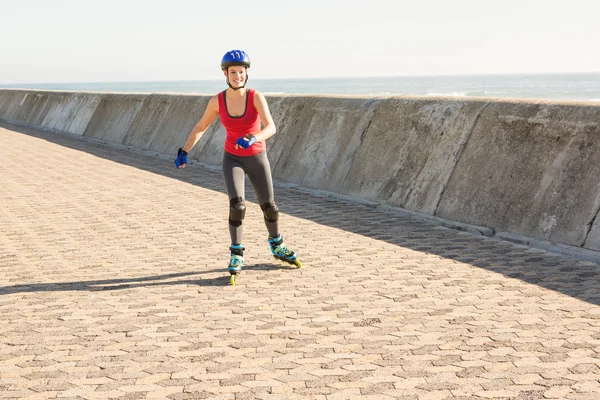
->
[260,202,279,222]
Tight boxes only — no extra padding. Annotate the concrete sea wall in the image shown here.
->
[2,89,600,253]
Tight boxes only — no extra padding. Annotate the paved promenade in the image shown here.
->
[1,122,600,400]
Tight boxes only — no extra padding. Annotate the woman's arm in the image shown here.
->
[182,96,219,152]
[252,91,276,142]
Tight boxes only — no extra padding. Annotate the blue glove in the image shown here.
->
[174,148,188,168]
[235,135,257,149]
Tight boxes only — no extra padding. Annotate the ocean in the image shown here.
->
[2,73,600,102]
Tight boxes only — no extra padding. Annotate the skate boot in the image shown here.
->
[228,244,244,285]
[268,234,302,268]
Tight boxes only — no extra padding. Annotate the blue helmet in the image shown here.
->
[221,50,251,70]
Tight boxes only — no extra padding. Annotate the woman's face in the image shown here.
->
[224,66,247,88]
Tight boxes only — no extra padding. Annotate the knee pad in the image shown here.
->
[260,202,279,223]
[229,197,246,227]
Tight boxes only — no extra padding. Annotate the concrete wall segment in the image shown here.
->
[66,93,102,135]
[436,101,600,247]
[82,93,147,143]
[20,92,52,126]
[146,94,213,157]
[341,98,490,214]
[121,93,176,150]
[0,91,27,120]
[0,90,100,134]
[39,93,75,130]
[266,96,380,193]
[11,91,38,122]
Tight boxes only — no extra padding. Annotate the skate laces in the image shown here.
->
[269,235,293,257]
[271,242,292,256]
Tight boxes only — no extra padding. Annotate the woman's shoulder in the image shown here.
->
[249,88,265,100]
[206,94,220,112]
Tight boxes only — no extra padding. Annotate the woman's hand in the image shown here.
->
[174,148,188,168]
[235,134,257,149]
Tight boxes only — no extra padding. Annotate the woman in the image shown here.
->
[174,49,301,285]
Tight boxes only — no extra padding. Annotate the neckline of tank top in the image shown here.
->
[223,89,252,119]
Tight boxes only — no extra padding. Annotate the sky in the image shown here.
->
[1,0,600,84]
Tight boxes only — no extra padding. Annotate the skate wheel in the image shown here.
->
[294,260,302,268]
[229,275,236,285]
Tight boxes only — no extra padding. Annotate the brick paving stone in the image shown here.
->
[2,122,600,399]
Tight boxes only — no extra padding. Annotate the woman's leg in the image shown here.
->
[222,152,246,245]
[246,151,300,266]
[245,151,278,237]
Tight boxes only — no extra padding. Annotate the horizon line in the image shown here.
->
[2,71,600,86]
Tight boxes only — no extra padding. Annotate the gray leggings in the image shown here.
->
[222,150,279,244]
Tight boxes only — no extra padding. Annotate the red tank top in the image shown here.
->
[218,89,265,156]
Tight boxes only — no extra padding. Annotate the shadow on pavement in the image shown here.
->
[0,264,289,294]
